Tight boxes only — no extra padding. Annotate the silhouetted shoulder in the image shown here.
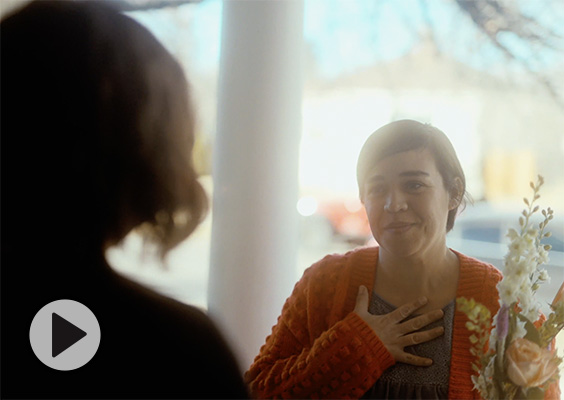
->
[87,268,250,399]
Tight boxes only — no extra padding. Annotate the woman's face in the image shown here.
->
[362,148,455,259]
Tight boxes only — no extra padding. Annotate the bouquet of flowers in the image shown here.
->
[457,175,564,399]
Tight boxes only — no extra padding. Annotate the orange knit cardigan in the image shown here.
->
[245,246,559,399]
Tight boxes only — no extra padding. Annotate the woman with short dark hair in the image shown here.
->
[245,120,557,399]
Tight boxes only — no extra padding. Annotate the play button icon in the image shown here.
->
[30,300,100,371]
[52,312,87,357]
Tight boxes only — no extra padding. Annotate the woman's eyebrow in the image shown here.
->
[399,170,430,177]
[366,174,384,183]
[366,170,430,184]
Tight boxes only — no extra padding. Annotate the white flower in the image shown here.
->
[525,228,539,242]
[507,228,520,241]
[498,276,520,305]
[516,280,540,321]
[471,374,486,395]
[509,235,535,255]
[498,275,539,323]
[537,248,550,265]
[538,269,550,282]
[525,308,540,322]
[514,318,527,339]
[511,259,533,278]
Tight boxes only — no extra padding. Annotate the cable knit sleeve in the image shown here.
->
[245,256,395,399]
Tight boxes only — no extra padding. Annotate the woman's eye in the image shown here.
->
[367,185,386,195]
[406,182,424,191]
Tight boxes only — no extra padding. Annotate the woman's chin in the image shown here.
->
[380,240,421,258]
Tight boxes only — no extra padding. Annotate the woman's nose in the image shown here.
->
[384,191,408,213]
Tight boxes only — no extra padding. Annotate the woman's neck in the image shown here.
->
[374,246,460,311]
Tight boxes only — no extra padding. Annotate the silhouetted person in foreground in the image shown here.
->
[1,1,249,398]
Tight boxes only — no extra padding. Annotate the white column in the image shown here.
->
[208,0,304,370]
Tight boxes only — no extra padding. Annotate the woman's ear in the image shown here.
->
[448,177,463,210]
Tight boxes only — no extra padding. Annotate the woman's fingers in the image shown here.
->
[395,326,445,366]
[385,296,428,324]
[396,352,434,367]
[400,326,445,347]
[352,286,446,367]
[397,309,444,335]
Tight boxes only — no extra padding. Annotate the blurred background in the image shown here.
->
[84,0,562,309]
[2,0,563,379]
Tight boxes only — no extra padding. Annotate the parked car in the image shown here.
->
[298,194,372,246]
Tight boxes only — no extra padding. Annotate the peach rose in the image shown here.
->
[506,338,559,388]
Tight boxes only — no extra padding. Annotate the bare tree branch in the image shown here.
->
[453,0,564,108]
[455,0,561,49]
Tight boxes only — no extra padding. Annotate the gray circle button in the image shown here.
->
[29,299,101,371]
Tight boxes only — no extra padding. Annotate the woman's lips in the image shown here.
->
[384,222,415,233]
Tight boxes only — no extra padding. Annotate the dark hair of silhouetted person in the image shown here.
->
[1,0,208,257]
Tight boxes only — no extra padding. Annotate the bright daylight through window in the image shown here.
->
[102,4,563,383]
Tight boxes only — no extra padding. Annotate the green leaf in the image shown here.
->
[516,314,542,345]
[525,387,544,400]
[493,355,505,390]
